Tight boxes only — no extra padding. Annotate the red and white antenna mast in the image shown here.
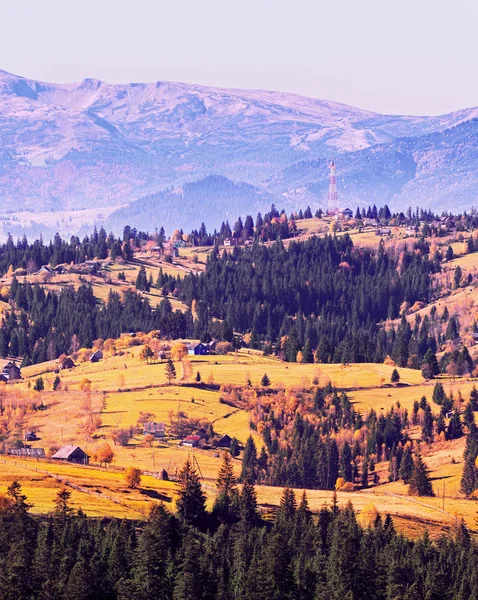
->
[327,160,338,214]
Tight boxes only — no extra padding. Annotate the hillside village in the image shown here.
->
[1,205,478,540]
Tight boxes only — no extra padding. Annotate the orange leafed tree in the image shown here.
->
[171,342,188,362]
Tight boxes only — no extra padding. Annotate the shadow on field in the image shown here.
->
[140,489,172,502]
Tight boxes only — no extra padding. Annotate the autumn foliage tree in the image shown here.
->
[125,467,142,489]
[94,442,115,466]
[140,345,154,363]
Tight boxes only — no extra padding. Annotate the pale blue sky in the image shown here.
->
[1,0,476,115]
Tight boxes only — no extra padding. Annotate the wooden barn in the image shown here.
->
[1,361,22,382]
[90,350,103,363]
[52,445,90,465]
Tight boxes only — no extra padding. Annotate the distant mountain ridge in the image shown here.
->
[0,68,476,232]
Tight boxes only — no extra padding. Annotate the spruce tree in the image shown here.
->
[399,445,413,483]
[432,382,446,405]
[460,453,476,497]
[408,454,434,497]
[391,368,400,383]
[176,459,207,528]
[239,480,259,525]
[241,436,257,482]
[165,359,176,384]
[339,441,353,482]
[213,451,239,523]
[446,410,463,440]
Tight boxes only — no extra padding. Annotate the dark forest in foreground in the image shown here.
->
[1,457,477,600]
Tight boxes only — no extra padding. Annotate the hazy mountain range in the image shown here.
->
[0,68,476,233]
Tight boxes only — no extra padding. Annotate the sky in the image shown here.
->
[1,0,477,116]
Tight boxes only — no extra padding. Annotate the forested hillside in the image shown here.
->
[0,232,467,371]
[180,235,440,364]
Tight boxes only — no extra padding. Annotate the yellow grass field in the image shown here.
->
[19,351,424,395]
[3,350,478,534]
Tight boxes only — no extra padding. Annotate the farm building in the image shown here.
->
[181,435,202,448]
[52,445,90,465]
[143,422,166,438]
[90,350,103,363]
[340,208,353,220]
[8,448,45,458]
[24,431,38,442]
[186,342,209,356]
[58,356,75,370]
[214,434,232,449]
[1,361,22,381]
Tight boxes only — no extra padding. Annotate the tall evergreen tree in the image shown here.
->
[176,460,207,528]
[408,454,434,497]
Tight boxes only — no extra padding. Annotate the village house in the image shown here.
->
[58,356,76,370]
[0,361,22,382]
[90,350,103,363]
[143,422,166,438]
[224,238,231,247]
[186,342,210,356]
[340,208,353,220]
[213,434,232,449]
[181,434,202,448]
[52,445,90,465]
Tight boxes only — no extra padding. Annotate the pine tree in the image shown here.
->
[399,445,414,484]
[432,382,446,405]
[176,459,207,527]
[460,453,476,497]
[241,436,257,482]
[173,531,205,600]
[408,454,434,497]
[239,480,259,525]
[422,405,434,443]
[165,359,176,384]
[34,377,44,392]
[446,411,463,440]
[260,373,270,388]
[230,437,240,458]
[53,487,74,521]
[391,369,400,383]
[339,441,353,482]
[213,451,239,523]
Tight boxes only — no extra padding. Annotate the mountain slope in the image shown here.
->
[108,175,276,232]
[0,68,476,227]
